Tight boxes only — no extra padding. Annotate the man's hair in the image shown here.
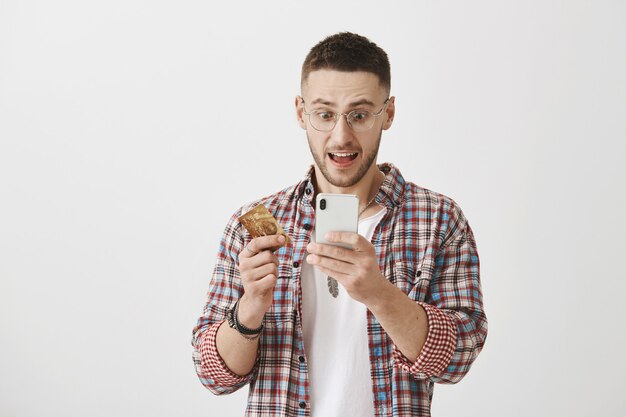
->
[301,32,391,94]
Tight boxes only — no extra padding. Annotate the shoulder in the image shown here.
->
[403,182,460,213]
[401,181,470,244]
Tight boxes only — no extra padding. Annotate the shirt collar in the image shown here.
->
[296,162,406,209]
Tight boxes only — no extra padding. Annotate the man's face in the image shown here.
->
[296,70,395,188]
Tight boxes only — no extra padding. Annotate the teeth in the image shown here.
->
[330,152,357,157]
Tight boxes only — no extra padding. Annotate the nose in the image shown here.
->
[330,113,353,145]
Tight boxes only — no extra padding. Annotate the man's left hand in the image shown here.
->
[306,232,389,305]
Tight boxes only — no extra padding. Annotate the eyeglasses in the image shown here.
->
[301,98,390,132]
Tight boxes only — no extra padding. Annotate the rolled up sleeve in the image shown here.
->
[193,321,252,394]
[392,302,457,378]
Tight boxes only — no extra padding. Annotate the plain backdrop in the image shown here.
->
[1,1,625,416]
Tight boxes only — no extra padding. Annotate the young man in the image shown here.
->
[192,32,487,417]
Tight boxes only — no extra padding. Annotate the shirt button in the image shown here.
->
[305,188,312,195]
[303,223,311,230]
[293,261,300,268]
[299,355,305,363]
[299,401,306,409]
[416,270,422,277]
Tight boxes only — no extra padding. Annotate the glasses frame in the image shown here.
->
[301,97,390,132]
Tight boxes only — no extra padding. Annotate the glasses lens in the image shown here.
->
[310,111,336,131]
[348,111,374,132]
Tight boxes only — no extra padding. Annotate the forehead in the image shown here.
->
[303,70,386,104]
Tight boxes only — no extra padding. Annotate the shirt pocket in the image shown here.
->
[390,259,432,302]
[263,262,296,326]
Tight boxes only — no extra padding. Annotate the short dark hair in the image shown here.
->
[301,32,391,94]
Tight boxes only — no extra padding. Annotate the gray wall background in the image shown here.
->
[1,1,625,416]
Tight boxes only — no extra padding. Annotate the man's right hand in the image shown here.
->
[237,234,286,328]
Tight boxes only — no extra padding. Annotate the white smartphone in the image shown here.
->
[315,193,359,249]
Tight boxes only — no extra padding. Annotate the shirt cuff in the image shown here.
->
[199,320,250,386]
[392,302,457,378]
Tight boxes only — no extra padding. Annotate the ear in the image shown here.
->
[295,96,307,130]
[382,96,395,130]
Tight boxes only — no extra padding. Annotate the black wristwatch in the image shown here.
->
[226,299,264,337]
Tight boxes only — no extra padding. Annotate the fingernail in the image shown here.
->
[278,235,285,243]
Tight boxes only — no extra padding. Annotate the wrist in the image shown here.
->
[365,278,400,314]
[237,295,266,329]
[226,299,264,340]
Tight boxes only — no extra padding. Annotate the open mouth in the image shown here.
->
[328,152,358,164]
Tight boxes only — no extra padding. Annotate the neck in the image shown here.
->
[312,164,384,215]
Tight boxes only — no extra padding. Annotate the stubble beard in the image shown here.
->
[306,129,382,188]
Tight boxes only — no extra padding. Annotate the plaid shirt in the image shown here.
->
[192,163,487,417]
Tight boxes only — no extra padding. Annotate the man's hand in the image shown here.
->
[307,231,430,362]
[306,232,388,306]
[238,235,286,327]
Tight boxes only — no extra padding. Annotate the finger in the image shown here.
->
[307,254,353,276]
[245,235,286,256]
[243,263,279,283]
[247,273,278,293]
[312,264,351,283]
[241,250,279,269]
[324,232,364,251]
[307,242,357,264]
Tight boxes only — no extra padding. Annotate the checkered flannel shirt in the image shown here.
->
[192,163,487,416]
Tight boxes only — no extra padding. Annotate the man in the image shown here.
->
[192,32,487,417]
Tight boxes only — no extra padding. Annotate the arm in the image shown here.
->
[214,235,286,376]
[191,210,287,395]
[306,206,486,383]
[391,206,487,383]
[191,211,249,395]
[415,224,487,384]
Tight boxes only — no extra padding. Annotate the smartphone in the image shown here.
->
[315,193,359,249]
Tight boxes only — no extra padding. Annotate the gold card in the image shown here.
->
[238,204,291,246]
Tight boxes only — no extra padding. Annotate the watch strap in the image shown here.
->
[227,299,264,336]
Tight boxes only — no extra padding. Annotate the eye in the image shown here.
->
[350,111,370,122]
[315,111,335,121]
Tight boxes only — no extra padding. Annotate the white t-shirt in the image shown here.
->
[301,208,387,417]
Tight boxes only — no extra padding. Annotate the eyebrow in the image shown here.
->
[308,98,377,107]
